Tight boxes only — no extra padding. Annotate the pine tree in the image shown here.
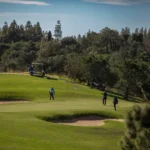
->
[144,28,147,38]
[48,31,52,41]
[140,27,144,35]
[120,105,150,150]
[54,20,62,41]
[1,22,9,42]
[8,20,18,42]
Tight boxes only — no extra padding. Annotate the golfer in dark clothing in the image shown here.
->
[102,91,107,105]
[113,97,118,111]
[49,87,55,100]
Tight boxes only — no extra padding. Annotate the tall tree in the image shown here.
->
[140,27,144,35]
[47,31,52,41]
[25,21,33,41]
[1,22,9,42]
[144,28,147,38]
[8,20,19,42]
[19,24,25,40]
[99,27,121,53]
[121,27,130,41]
[54,20,62,40]
[77,34,82,43]
[147,28,150,38]
[33,22,42,41]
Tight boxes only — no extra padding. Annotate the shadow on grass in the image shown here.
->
[31,75,58,80]
[44,76,58,80]
[38,112,121,123]
[106,90,142,103]
[30,74,44,78]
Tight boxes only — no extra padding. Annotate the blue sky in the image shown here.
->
[0,0,150,37]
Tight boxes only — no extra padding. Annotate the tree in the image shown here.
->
[25,21,32,30]
[144,28,147,38]
[19,24,25,41]
[121,105,150,150]
[84,54,112,86]
[1,42,38,71]
[98,27,121,53]
[8,20,19,42]
[25,21,33,41]
[140,27,144,35]
[47,31,52,41]
[147,29,150,38]
[0,43,9,61]
[61,37,77,46]
[54,20,62,40]
[34,22,42,35]
[64,54,86,82]
[77,34,82,44]
[1,22,9,42]
[121,27,130,41]
[33,22,42,41]
[38,41,60,58]
[109,42,150,101]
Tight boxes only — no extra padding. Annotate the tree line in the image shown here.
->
[0,20,52,43]
[0,20,150,101]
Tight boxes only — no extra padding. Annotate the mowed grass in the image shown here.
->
[0,74,140,150]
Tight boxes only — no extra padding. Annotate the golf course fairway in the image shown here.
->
[0,74,141,150]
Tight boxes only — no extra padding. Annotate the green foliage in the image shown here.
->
[84,54,116,86]
[61,37,77,45]
[0,20,51,43]
[54,20,62,40]
[0,43,10,61]
[121,105,150,150]
[38,41,60,58]
[0,21,150,100]
[65,54,86,82]
[1,41,38,71]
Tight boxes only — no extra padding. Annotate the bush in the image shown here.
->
[120,105,150,150]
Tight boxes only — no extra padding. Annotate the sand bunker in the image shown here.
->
[52,115,124,126]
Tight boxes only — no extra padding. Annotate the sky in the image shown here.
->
[0,0,150,37]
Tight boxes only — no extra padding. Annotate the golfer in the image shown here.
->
[49,87,55,100]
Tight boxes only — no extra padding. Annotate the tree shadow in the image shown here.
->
[30,74,58,80]
[106,90,142,103]
[44,76,58,80]
[32,74,44,78]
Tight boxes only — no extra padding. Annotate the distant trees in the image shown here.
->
[98,27,121,53]
[1,22,9,42]
[1,41,38,71]
[64,54,86,82]
[0,20,150,100]
[0,20,51,43]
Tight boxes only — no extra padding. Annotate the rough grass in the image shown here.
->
[0,74,142,150]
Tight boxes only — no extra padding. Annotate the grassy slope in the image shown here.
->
[0,74,140,150]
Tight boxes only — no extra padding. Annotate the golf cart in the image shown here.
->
[28,62,45,77]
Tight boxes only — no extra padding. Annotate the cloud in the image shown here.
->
[82,0,150,5]
[0,0,50,6]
